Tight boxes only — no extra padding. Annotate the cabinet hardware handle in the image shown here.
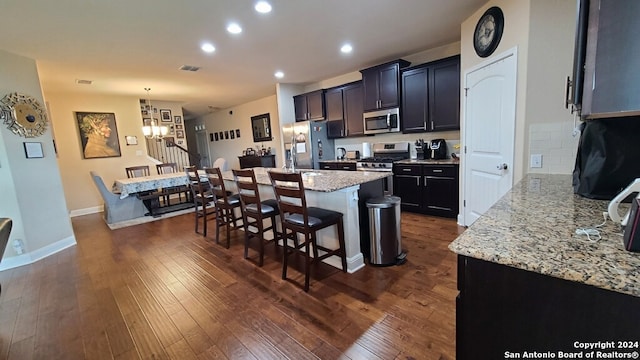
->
[433,169,443,173]
[431,120,434,130]
[402,168,412,172]
[342,166,351,170]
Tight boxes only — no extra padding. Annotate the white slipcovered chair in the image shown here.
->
[213,157,228,171]
[90,171,147,224]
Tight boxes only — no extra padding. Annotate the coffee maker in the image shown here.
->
[428,139,448,160]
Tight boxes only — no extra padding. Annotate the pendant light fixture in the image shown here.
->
[141,88,168,139]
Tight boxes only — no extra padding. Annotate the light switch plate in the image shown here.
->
[530,154,543,168]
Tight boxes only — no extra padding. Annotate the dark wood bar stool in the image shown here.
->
[125,165,150,178]
[204,167,241,248]
[184,166,216,236]
[268,171,347,292]
[233,169,282,266]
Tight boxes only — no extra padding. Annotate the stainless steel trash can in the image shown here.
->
[366,195,406,266]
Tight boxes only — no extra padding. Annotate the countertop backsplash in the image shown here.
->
[333,132,460,160]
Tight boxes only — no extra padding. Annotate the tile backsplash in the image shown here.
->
[528,120,580,174]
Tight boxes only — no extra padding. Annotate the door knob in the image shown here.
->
[497,163,508,170]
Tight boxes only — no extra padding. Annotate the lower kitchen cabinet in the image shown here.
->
[319,162,356,171]
[457,255,640,359]
[393,163,458,218]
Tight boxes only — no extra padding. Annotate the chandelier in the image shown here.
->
[141,88,168,139]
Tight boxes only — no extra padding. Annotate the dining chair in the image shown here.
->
[204,167,241,248]
[90,171,147,223]
[126,165,150,178]
[213,158,228,171]
[0,218,13,295]
[268,171,347,292]
[156,162,189,205]
[233,169,282,266]
[184,166,216,236]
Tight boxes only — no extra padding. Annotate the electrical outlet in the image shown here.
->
[530,154,543,168]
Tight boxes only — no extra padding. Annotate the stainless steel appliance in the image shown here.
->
[363,108,400,135]
[356,142,410,195]
[282,121,334,170]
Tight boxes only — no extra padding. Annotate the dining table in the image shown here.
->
[112,172,194,216]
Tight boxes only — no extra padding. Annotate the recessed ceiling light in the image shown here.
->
[255,1,272,13]
[340,44,353,54]
[201,43,215,53]
[274,71,284,79]
[227,23,242,34]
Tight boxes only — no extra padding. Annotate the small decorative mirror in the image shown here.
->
[251,113,272,142]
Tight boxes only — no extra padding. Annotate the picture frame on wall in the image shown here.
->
[176,130,184,138]
[75,111,121,159]
[174,115,182,124]
[209,133,214,142]
[230,129,235,139]
[219,131,223,140]
[175,124,183,129]
[125,135,138,145]
[24,142,44,158]
[214,132,219,141]
[235,129,240,138]
[224,130,229,139]
[160,109,172,122]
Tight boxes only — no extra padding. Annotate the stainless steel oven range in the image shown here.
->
[356,142,410,195]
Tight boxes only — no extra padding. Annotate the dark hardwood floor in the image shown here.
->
[0,211,465,360]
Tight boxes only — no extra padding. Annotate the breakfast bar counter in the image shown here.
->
[449,174,640,358]
[221,167,390,273]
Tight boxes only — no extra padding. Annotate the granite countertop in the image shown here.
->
[395,158,459,165]
[221,167,390,192]
[449,174,640,297]
[319,159,359,164]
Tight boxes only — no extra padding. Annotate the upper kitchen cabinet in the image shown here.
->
[401,55,460,133]
[361,59,410,112]
[294,89,325,122]
[326,81,364,138]
[581,0,640,119]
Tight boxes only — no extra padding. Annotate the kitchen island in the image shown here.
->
[449,174,640,359]
[222,167,391,273]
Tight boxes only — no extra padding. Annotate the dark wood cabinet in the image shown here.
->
[393,164,422,212]
[326,81,364,138]
[238,155,275,169]
[581,0,640,119]
[401,66,429,132]
[393,163,458,218]
[423,164,458,217]
[294,90,325,122]
[457,255,640,359]
[401,55,460,133]
[361,59,410,112]
[318,161,356,171]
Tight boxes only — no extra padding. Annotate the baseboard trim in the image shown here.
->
[70,206,103,218]
[0,235,77,271]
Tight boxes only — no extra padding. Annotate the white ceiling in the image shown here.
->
[0,0,485,119]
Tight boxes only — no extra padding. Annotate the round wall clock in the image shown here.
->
[0,92,48,138]
[473,6,504,58]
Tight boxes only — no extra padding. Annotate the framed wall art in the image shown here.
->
[214,132,219,141]
[75,112,121,159]
[251,113,272,142]
[24,142,44,158]
[174,115,182,124]
[230,129,235,139]
[235,129,240,138]
[219,131,223,140]
[125,135,138,145]
[176,130,184,139]
[160,109,172,122]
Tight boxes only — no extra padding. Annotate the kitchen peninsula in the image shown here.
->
[221,167,391,272]
[449,174,640,359]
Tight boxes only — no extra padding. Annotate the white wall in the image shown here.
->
[200,95,282,169]
[46,92,161,214]
[0,49,75,269]
[525,0,578,174]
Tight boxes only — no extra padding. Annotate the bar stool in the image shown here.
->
[268,171,347,292]
[185,165,216,236]
[233,169,282,266]
[204,167,241,248]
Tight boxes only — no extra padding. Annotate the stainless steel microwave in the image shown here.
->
[363,108,400,135]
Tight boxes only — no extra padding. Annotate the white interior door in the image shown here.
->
[463,51,517,226]
[195,131,210,168]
